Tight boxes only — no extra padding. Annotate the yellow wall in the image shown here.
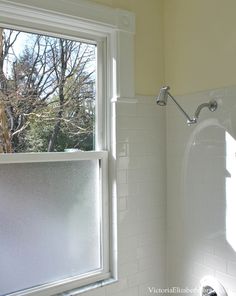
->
[8,0,164,96]
[164,0,236,96]
[93,0,164,96]
[7,0,235,97]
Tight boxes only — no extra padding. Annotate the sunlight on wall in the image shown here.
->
[226,131,236,251]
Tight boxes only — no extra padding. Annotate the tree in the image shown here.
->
[0,28,96,153]
[0,28,20,152]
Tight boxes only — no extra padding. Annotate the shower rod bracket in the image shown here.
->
[156,86,218,125]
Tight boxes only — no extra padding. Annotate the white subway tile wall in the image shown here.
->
[167,86,236,296]
[85,97,166,296]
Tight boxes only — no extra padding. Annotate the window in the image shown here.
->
[0,3,110,296]
[0,153,109,296]
[0,27,97,153]
[0,0,135,295]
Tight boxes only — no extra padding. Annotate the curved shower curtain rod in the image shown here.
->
[156,86,218,125]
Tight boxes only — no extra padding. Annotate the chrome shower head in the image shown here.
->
[156,86,170,106]
[156,85,218,125]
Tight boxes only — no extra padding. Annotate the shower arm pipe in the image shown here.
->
[194,102,212,120]
[167,92,196,124]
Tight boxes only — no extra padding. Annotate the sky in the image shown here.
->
[3,28,96,79]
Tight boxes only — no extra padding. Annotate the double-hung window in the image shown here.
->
[0,1,135,295]
[0,1,116,296]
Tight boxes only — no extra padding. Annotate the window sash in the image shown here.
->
[1,151,109,296]
[0,24,106,153]
[0,151,107,164]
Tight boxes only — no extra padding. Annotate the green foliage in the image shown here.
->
[24,118,54,152]
[20,103,95,152]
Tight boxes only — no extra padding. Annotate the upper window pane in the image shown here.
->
[0,28,96,153]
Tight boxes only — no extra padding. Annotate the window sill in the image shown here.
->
[62,277,118,296]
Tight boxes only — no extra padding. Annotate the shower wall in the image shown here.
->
[166,87,236,295]
[164,1,236,294]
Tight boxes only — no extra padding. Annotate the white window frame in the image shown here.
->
[0,0,135,295]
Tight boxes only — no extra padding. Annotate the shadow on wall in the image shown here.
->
[182,112,236,293]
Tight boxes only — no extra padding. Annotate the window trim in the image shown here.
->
[0,0,135,295]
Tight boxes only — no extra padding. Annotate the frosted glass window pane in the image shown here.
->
[0,160,101,295]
